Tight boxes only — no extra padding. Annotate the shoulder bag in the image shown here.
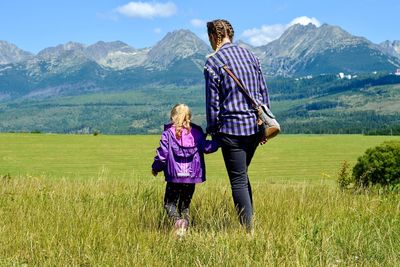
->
[215,57,281,140]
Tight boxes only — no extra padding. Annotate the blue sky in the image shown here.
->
[1,0,398,53]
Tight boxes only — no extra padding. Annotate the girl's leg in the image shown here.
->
[178,183,195,221]
[164,182,180,222]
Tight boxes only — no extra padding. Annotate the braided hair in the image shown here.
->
[207,19,234,50]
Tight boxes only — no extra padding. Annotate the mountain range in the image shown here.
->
[0,23,400,134]
[1,24,399,83]
[255,24,400,76]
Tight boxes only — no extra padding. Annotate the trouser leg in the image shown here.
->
[219,133,259,229]
[164,182,180,222]
[178,183,195,221]
[244,134,260,208]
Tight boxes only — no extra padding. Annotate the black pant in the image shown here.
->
[218,132,261,229]
[164,182,195,222]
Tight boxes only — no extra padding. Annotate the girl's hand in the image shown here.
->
[151,170,158,177]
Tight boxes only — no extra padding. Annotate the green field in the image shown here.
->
[1,134,400,265]
[1,133,399,182]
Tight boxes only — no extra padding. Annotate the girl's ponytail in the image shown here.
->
[170,104,192,139]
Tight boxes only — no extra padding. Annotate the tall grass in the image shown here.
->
[1,176,399,266]
[1,134,400,265]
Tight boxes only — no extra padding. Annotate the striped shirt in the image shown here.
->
[204,43,270,136]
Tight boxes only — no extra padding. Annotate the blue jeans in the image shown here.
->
[218,132,261,229]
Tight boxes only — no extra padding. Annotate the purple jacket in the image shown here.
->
[152,123,219,183]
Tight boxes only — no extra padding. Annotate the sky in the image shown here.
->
[1,0,399,53]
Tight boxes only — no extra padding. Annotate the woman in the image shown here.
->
[204,19,270,230]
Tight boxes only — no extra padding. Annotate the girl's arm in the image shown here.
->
[203,138,220,154]
[199,129,219,154]
[151,131,169,172]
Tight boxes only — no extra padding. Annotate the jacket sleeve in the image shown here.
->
[203,139,220,154]
[198,128,219,154]
[256,57,271,108]
[204,60,221,135]
[151,131,169,172]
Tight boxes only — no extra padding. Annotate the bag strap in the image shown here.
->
[211,55,259,109]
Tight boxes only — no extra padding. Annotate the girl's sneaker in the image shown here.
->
[174,218,189,238]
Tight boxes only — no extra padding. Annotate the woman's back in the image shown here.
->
[204,43,270,136]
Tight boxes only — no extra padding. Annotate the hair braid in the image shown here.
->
[207,19,235,49]
[221,19,234,41]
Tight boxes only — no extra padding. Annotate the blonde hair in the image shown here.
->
[170,104,192,139]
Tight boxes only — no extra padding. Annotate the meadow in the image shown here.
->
[1,134,400,266]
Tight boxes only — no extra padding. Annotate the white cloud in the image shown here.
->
[115,1,177,19]
[190,19,206,28]
[242,16,321,46]
[242,24,287,46]
[154,27,162,34]
[288,16,321,27]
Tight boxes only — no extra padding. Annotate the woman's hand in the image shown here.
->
[258,119,267,145]
[151,170,158,177]
[260,134,268,145]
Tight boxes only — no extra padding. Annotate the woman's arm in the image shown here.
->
[204,61,221,135]
[256,57,271,108]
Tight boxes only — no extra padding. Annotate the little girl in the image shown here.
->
[152,104,219,235]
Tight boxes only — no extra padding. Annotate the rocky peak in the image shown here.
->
[147,29,211,68]
[380,40,400,58]
[284,23,317,36]
[236,40,254,49]
[0,40,33,65]
[37,42,86,59]
[85,41,136,61]
[263,23,369,59]
[256,23,396,76]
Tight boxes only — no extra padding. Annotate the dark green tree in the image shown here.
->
[353,141,400,187]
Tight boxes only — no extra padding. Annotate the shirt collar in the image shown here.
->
[219,42,233,50]
[205,42,234,59]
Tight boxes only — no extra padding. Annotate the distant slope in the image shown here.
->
[1,26,400,102]
[1,26,400,134]
[269,73,400,134]
[146,29,211,69]
[379,40,400,59]
[258,24,400,76]
[0,30,210,100]
[0,41,33,65]
[1,73,399,134]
